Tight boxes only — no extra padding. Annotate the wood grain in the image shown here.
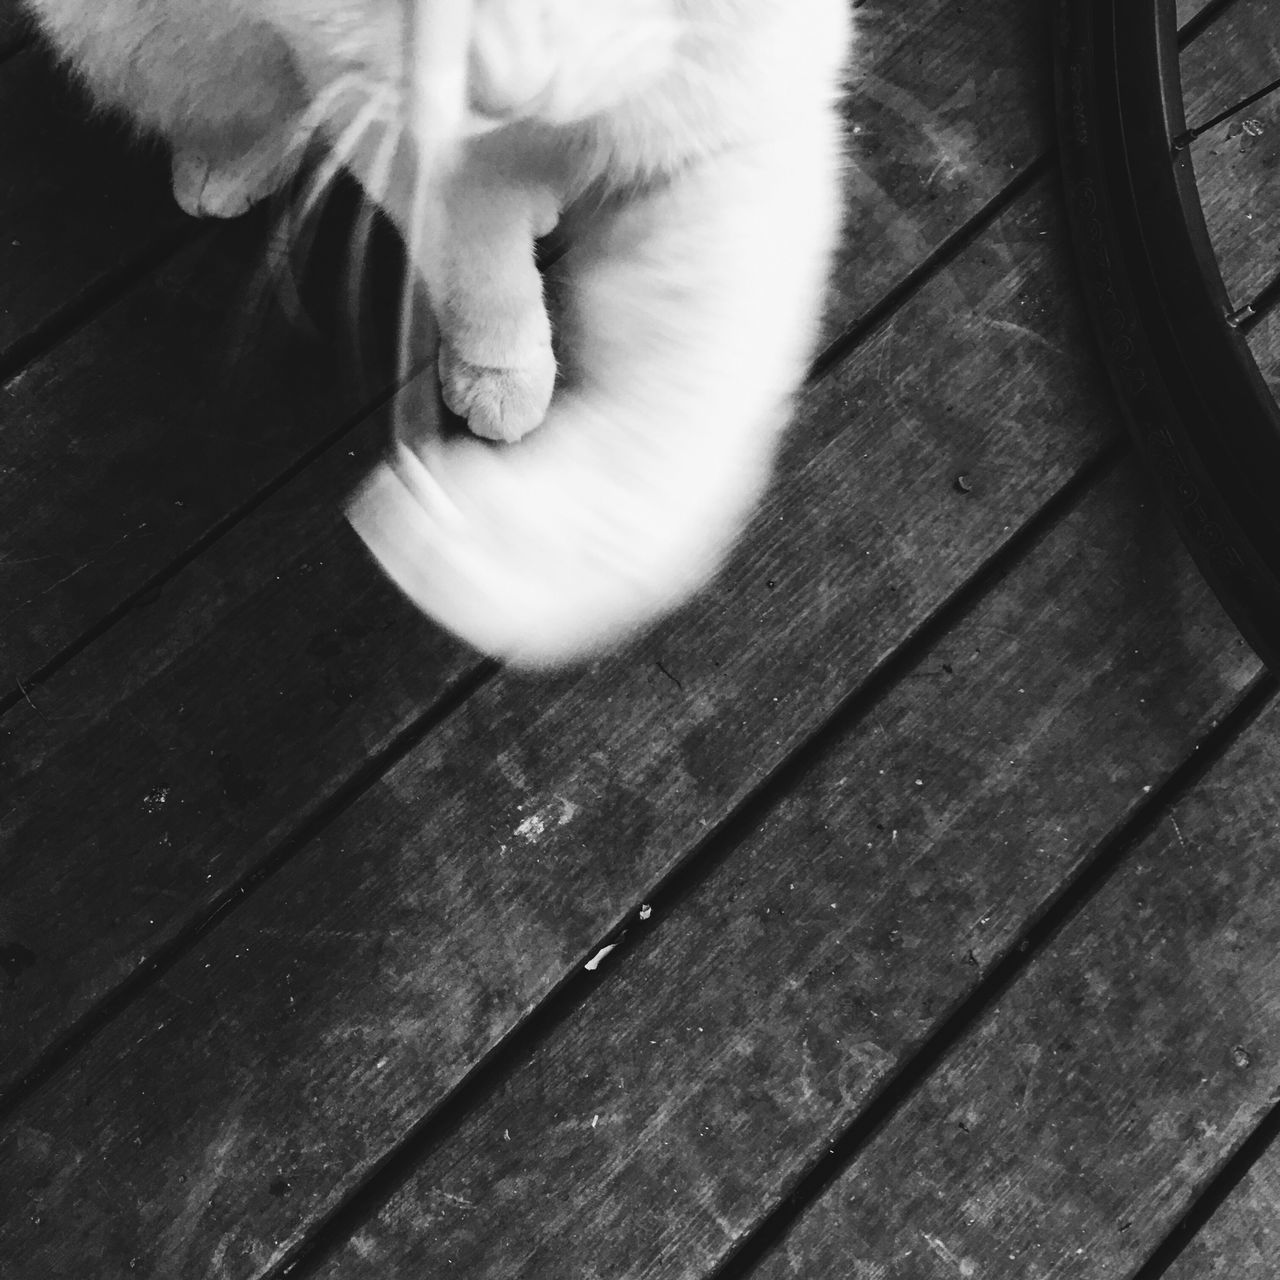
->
[0,413,475,1093]
[0,0,1055,1109]
[1164,1153,1280,1279]
[822,0,1049,338]
[307,461,1259,1280]
[1177,0,1216,28]
[750,687,1280,1280]
[0,179,1127,1280]
[1185,0,1280,309]
[0,226,368,682]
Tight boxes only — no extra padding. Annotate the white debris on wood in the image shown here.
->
[141,786,170,813]
[514,795,579,844]
[584,942,619,971]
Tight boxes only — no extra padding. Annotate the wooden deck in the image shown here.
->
[4,1,1280,1276]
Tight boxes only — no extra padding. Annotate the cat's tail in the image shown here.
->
[347,119,842,668]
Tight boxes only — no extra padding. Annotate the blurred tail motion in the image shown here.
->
[346,0,847,668]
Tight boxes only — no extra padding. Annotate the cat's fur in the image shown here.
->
[25,0,852,666]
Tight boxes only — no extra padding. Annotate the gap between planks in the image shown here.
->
[1154,1110,1280,1279]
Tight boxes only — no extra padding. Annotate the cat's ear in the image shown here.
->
[469,0,679,123]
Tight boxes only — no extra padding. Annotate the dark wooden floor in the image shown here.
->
[4,1,1280,1276]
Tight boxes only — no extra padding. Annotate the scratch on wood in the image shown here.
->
[151,1108,244,1280]
[433,1189,476,1210]
[1,525,148,623]
[980,314,1064,356]
[15,676,42,717]
[923,1232,977,1276]
[655,660,683,691]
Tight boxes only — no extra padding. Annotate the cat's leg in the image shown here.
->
[338,116,561,444]
[422,160,562,443]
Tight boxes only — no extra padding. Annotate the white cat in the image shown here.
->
[25,0,852,666]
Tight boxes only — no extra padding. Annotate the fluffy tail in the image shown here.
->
[348,114,841,668]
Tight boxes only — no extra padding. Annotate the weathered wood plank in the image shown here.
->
[306,462,1258,1280]
[0,416,475,1091]
[1164,1154,1280,1279]
[1177,0,1214,28]
[0,0,1054,1101]
[748,696,1280,1280]
[0,225,373,682]
[0,47,186,366]
[1185,0,1280,308]
[0,179,1123,1279]
[822,0,1048,337]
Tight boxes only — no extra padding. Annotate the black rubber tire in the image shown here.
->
[1055,0,1280,671]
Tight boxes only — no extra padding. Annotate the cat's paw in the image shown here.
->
[439,341,556,444]
[170,134,292,219]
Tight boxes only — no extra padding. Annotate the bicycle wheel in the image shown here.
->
[1055,0,1280,671]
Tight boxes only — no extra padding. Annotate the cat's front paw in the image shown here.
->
[170,133,293,219]
[439,341,556,444]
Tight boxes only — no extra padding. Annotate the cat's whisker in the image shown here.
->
[236,83,395,362]
[268,74,381,224]
[262,214,311,330]
[344,115,401,287]
[293,84,398,227]
[220,214,311,373]
[393,139,440,448]
[250,116,380,348]
[341,118,404,385]
[292,133,371,228]
[300,72,365,126]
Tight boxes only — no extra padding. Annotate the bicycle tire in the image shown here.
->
[1055,0,1280,672]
